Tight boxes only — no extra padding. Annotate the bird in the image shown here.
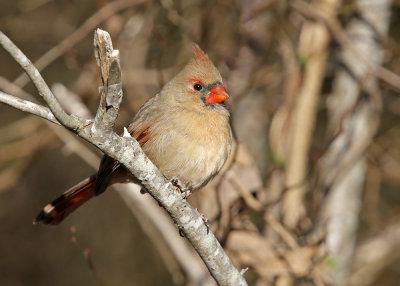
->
[34,44,232,225]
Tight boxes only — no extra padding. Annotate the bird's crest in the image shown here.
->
[193,44,212,65]
[176,43,222,87]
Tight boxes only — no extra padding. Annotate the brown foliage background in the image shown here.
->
[0,0,399,285]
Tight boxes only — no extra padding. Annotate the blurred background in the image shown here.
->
[0,0,399,285]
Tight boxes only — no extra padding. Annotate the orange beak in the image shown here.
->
[206,85,229,104]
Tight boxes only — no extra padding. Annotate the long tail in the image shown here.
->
[34,175,97,225]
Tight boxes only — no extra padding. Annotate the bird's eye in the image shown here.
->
[193,83,203,91]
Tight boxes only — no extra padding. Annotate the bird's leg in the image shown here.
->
[171,176,192,199]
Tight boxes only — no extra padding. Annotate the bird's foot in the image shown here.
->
[181,189,192,199]
[171,176,192,199]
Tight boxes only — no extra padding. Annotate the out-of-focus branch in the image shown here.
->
[52,83,93,119]
[13,0,149,88]
[291,0,400,92]
[0,125,56,165]
[160,0,196,41]
[0,76,100,169]
[0,76,32,99]
[348,222,400,286]
[317,0,392,284]
[117,185,216,286]
[0,31,83,130]
[0,29,247,286]
[282,0,341,229]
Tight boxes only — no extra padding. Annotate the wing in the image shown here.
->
[94,94,162,195]
[94,122,154,195]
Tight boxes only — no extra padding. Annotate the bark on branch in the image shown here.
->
[0,29,247,286]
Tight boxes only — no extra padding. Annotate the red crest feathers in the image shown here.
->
[193,44,211,63]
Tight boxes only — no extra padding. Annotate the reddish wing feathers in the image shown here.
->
[134,126,152,145]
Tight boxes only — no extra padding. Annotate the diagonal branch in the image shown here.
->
[0,29,247,286]
[0,91,60,125]
[0,31,83,130]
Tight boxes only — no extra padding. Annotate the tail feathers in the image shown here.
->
[34,175,97,225]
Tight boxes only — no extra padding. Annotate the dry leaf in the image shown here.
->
[226,230,288,277]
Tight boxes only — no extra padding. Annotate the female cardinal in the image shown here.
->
[35,45,232,225]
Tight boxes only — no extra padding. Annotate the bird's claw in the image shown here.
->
[181,189,192,199]
[171,176,191,199]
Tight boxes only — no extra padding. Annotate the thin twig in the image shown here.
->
[0,32,83,129]
[70,227,106,286]
[264,213,299,250]
[0,91,60,125]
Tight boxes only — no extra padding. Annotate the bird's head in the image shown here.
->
[162,44,230,111]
